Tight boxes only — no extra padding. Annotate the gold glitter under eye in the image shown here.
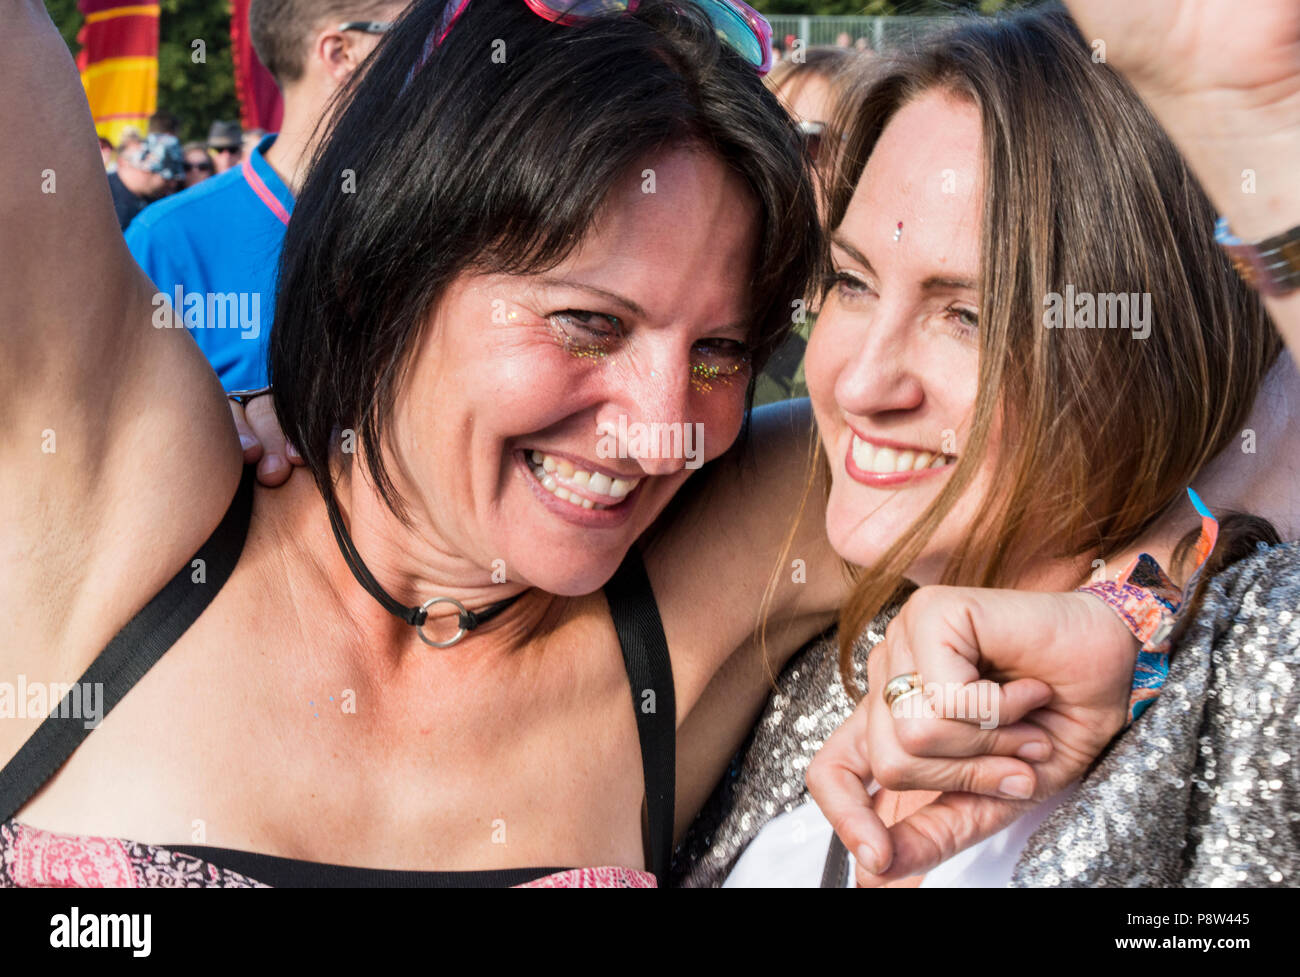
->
[560,338,610,360]
[689,359,749,394]
[549,319,614,360]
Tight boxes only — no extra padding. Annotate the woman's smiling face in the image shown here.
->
[806,89,1001,583]
[385,145,761,596]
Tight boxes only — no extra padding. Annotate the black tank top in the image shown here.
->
[0,466,677,886]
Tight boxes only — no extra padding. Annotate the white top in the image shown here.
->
[723,782,1080,888]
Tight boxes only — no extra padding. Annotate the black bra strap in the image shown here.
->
[0,466,255,823]
[603,545,676,886]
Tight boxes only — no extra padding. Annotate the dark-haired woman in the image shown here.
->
[0,0,1268,888]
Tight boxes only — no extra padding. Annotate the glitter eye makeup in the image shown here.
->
[559,335,613,359]
[689,350,751,394]
[547,309,622,359]
[544,304,752,388]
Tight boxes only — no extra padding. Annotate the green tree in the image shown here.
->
[155,0,241,141]
[44,0,81,49]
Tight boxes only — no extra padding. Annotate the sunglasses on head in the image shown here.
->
[798,120,826,163]
[414,0,772,81]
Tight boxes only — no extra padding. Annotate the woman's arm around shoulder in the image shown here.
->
[645,397,848,689]
[644,398,849,835]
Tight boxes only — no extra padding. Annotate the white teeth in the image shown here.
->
[851,436,955,475]
[851,436,873,471]
[526,450,641,509]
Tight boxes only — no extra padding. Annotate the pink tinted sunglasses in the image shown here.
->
[412,0,773,80]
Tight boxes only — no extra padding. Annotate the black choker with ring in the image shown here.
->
[223,387,524,647]
[325,496,526,648]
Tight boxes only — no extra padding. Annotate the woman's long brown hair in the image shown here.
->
[815,6,1280,697]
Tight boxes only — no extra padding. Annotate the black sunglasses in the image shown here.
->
[338,20,393,34]
[798,121,826,163]
[185,161,214,172]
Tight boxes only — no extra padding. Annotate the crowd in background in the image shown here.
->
[100,112,266,230]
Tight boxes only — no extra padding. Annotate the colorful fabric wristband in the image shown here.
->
[1077,488,1220,724]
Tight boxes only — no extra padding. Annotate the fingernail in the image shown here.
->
[855,843,881,875]
[262,453,285,474]
[285,441,302,462]
[999,775,1033,799]
[1017,741,1050,762]
[239,434,258,452]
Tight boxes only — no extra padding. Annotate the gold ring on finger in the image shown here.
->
[882,671,923,709]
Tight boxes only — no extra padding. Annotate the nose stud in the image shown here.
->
[893,221,903,242]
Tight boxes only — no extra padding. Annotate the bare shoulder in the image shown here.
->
[642,399,847,696]
[647,400,849,829]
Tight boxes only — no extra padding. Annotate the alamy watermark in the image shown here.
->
[50,907,150,957]
[1042,285,1151,339]
[596,416,705,470]
[151,287,262,340]
[0,676,103,729]
[890,680,1000,730]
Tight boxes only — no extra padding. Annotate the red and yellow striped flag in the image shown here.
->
[76,1,160,147]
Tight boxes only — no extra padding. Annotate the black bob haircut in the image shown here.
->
[270,0,824,515]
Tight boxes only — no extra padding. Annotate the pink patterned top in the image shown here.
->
[0,820,656,889]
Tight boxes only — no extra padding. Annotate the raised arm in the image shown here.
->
[3,1,157,404]
[1,1,238,676]
[1060,0,1300,360]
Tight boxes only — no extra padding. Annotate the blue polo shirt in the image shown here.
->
[126,135,294,391]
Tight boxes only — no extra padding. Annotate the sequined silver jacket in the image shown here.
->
[673,543,1300,887]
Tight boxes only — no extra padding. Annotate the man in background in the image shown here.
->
[113,129,143,169]
[125,0,406,393]
[107,132,184,229]
[149,110,181,136]
[207,119,244,174]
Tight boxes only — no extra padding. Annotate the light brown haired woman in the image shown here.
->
[681,2,1300,887]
